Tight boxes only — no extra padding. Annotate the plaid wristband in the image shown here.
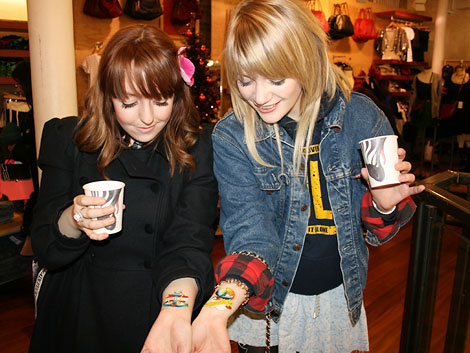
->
[215,252,274,312]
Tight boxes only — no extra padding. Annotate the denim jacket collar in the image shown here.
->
[253,88,347,143]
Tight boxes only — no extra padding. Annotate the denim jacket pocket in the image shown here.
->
[253,167,283,191]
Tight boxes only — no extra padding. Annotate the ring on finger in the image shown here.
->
[73,209,84,223]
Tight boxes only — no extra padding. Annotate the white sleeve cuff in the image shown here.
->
[372,200,396,215]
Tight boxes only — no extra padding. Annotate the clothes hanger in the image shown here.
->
[92,41,104,54]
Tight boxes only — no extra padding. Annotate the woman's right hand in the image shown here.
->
[58,195,116,240]
[191,307,231,353]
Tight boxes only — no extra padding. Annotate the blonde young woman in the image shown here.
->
[192,0,424,352]
[29,25,218,353]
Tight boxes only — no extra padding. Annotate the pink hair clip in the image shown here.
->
[178,47,195,87]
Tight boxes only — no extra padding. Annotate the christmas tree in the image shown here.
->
[182,21,221,125]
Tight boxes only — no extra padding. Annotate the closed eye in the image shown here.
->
[122,101,137,109]
[271,79,285,86]
[154,100,169,106]
[238,79,252,87]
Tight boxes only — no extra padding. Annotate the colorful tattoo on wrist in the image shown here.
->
[162,290,189,308]
[204,287,235,310]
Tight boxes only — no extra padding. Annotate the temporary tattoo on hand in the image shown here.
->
[162,290,189,307]
[204,287,235,310]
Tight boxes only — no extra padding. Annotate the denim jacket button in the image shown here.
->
[293,244,301,251]
[300,204,308,211]
[282,280,289,286]
[266,190,273,195]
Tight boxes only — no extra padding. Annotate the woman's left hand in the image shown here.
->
[361,148,425,212]
[141,309,192,353]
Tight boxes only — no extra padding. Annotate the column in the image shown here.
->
[431,0,449,74]
[27,0,78,155]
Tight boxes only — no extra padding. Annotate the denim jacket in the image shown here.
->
[212,91,412,324]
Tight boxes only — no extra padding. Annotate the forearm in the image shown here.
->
[160,277,198,319]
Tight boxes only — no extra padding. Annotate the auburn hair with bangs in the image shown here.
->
[75,25,200,176]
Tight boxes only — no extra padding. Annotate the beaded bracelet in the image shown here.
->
[232,250,272,272]
[217,278,250,306]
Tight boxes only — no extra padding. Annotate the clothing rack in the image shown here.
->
[443,59,470,66]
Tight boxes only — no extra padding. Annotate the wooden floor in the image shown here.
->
[0,218,463,353]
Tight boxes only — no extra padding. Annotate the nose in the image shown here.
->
[253,81,271,106]
[140,100,155,125]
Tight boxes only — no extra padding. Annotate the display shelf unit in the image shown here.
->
[373,59,428,66]
[373,60,429,97]
[373,10,431,97]
[375,11,432,23]
[0,20,28,85]
[0,19,28,31]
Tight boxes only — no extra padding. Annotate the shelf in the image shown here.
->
[0,77,15,85]
[376,74,414,81]
[0,49,29,58]
[375,11,432,23]
[373,59,428,66]
[0,20,28,32]
[388,91,411,97]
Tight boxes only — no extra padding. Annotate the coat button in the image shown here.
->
[300,163,305,170]
[282,280,289,287]
[300,204,308,211]
[150,183,159,193]
[144,224,153,233]
[144,259,152,268]
[293,244,301,251]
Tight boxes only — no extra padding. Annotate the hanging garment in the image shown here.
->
[80,53,101,88]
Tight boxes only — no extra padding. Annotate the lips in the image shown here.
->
[137,125,156,132]
[255,102,278,113]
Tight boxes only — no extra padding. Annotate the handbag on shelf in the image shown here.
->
[83,0,123,18]
[352,8,378,43]
[1,159,31,181]
[0,159,34,201]
[171,0,202,26]
[305,0,329,33]
[124,0,163,20]
[328,3,354,40]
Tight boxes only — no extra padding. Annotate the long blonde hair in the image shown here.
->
[224,0,350,176]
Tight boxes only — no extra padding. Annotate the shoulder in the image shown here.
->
[349,92,380,109]
[38,116,79,165]
[341,92,391,137]
[213,111,243,135]
[42,116,79,141]
[346,92,385,119]
[212,110,245,145]
[189,124,214,160]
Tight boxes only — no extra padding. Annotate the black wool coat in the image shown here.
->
[29,116,218,353]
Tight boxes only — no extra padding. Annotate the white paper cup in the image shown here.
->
[359,135,400,188]
[83,180,125,234]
